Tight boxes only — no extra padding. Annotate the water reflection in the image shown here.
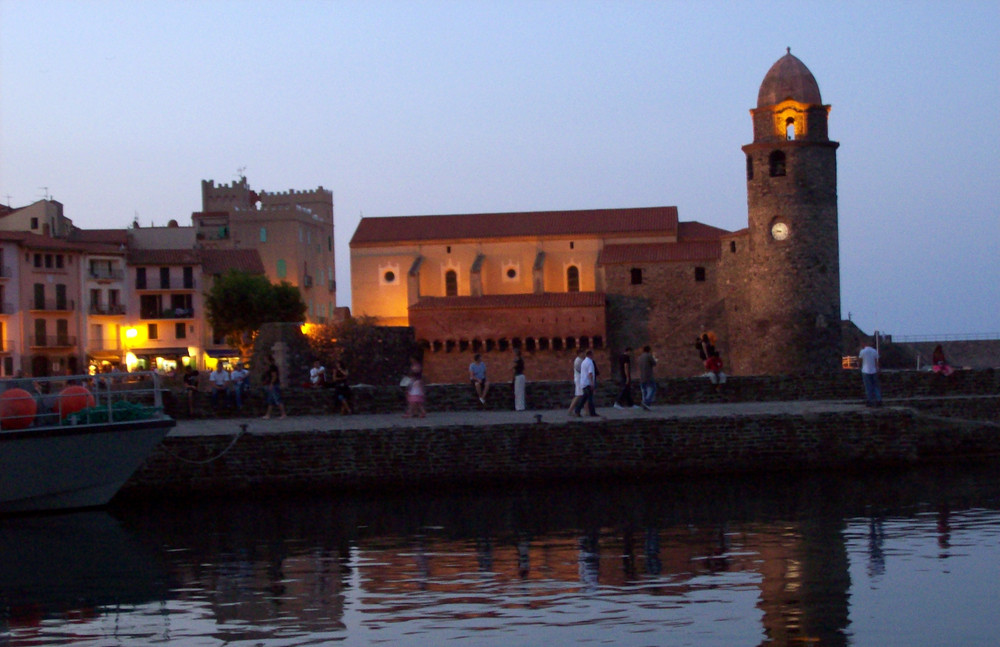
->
[2,465,999,646]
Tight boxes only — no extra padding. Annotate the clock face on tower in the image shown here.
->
[771,221,789,241]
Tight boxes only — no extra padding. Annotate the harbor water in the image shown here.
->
[2,464,999,646]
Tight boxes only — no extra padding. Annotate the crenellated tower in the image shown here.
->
[736,50,842,374]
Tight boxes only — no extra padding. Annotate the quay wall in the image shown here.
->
[123,397,1000,498]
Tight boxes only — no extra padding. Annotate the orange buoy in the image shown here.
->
[0,388,37,430]
[58,385,96,419]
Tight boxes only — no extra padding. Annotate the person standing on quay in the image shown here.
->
[261,355,287,420]
[638,346,657,410]
[512,348,526,411]
[614,347,636,409]
[859,339,882,407]
[567,347,585,415]
[573,350,599,417]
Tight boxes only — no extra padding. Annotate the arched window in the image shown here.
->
[786,117,796,140]
[769,151,786,177]
[566,266,580,292]
[445,270,458,296]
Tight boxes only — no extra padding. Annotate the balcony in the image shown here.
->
[30,335,77,349]
[0,302,16,315]
[28,299,75,312]
[88,338,121,351]
[139,307,195,320]
[89,303,127,315]
[89,268,125,281]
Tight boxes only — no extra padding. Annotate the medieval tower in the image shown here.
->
[730,49,842,374]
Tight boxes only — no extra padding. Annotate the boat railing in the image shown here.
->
[0,370,170,430]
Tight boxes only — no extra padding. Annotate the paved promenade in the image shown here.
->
[169,399,869,437]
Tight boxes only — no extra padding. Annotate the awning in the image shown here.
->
[87,350,123,361]
[129,347,191,357]
[205,348,240,358]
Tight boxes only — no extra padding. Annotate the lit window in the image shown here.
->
[567,266,580,292]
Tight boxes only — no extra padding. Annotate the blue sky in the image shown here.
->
[2,1,997,337]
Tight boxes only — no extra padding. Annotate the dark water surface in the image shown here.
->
[2,465,999,646]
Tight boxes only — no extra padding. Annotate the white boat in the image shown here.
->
[0,371,175,513]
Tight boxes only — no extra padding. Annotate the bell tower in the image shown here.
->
[738,49,841,374]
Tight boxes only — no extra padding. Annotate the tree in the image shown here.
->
[306,315,418,386]
[204,271,307,357]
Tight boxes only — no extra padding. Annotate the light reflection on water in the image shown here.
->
[2,466,1000,646]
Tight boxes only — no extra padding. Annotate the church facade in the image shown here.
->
[349,51,841,381]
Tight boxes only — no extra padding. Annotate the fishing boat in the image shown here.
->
[0,371,175,513]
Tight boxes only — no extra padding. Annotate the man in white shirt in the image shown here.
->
[209,364,231,409]
[309,361,326,388]
[858,340,882,407]
[572,350,599,417]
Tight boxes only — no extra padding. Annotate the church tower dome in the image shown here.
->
[731,50,842,375]
[757,49,822,108]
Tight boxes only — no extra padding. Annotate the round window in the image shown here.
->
[506,268,517,279]
[383,270,395,283]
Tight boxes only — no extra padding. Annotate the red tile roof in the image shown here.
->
[200,249,265,275]
[126,247,265,274]
[351,207,679,246]
[677,220,731,240]
[0,230,120,253]
[598,241,722,264]
[410,292,605,311]
[68,229,129,246]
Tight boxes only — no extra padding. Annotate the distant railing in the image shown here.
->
[889,333,1000,343]
[28,299,75,312]
[89,269,125,281]
[89,303,126,315]
[30,335,77,348]
[139,308,194,320]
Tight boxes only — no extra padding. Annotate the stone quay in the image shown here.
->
[118,370,1000,499]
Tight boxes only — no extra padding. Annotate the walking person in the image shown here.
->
[572,349,599,417]
[469,353,490,405]
[614,347,636,409]
[511,348,526,411]
[638,346,657,410]
[567,348,586,415]
[403,356,426,418]
[332,359,353,414]
[261,355,287,419]
[859,339,882,407]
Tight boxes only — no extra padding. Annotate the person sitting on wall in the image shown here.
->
[931,345,955,377]
[469,353,490,405]
[705,351,726,392]
[309,360,326,388]
[209,364,231,408]
[183,365,199,415]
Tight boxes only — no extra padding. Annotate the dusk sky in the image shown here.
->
[2,1,997,339]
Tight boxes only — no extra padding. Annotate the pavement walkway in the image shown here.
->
[168,399,870,438]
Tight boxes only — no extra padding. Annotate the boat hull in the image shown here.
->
[0,418,174,513]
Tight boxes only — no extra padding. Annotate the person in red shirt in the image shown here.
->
[705,351,726,392]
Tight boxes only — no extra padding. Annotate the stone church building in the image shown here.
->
[349,51,841,382]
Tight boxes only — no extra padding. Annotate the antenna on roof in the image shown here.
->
[38,187,52,201]
[236,166,247,182]
[3,194,12,207]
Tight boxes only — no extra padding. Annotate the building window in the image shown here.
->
[730,241,737,253]
[30,217,38,230]
[746,155,754,181]
[136,267,147,289]
[446,246,451,254]
[175,322,186,339]
[56,255,64,269]
[630,268,642,285]
[769,150,786,177]
[159,267,170,289]
[569,241,575,250]
[384,270,396,283]
[445,270,457,296]
[260,227,267,243]
[786,117,796,140]
[148,323,158,340]
[567,266,580,292]
[33,283,44,309]
[183,266,194,289]
[33,254,41,268]
[45,254,53,268]
[695,267,706,282]
[277,259,287,279]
